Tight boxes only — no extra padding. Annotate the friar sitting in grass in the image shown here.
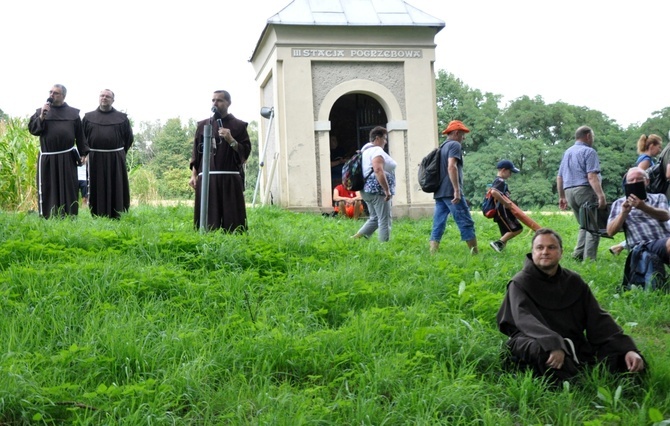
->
[496,228,645,383]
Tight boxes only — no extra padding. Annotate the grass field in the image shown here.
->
[0,206,668,425]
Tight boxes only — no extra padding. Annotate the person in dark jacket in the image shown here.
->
[497,228,645,382]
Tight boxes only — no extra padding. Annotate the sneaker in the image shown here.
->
[490,240,505,253]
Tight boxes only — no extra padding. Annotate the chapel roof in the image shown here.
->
[267,0,445,28]
[250,0,444,61]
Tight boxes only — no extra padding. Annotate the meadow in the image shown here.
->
[0,206,669,425]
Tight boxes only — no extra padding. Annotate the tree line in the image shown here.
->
[435,70,670,208]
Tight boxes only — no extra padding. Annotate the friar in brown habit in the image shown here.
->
[189,90,251,232]
[82,89,134,219]
[29,84,89,218]
[497,228,645,382]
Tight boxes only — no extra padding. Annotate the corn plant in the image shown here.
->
[0,117,39,211]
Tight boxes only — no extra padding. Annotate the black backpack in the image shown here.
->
[418,141,446,193]
[646,162,668,194]
[646,145,670,194]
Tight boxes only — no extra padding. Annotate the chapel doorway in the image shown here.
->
[328,93,388,189]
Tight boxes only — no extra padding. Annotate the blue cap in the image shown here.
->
[497,159,520,173]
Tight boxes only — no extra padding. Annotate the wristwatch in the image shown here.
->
[230,141,238,149]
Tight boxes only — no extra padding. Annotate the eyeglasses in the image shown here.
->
[49,90,62,95]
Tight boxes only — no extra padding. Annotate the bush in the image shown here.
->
[158,167,192,199]
[128,166,159,204]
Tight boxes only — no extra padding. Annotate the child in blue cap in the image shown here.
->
[489,160,523,252]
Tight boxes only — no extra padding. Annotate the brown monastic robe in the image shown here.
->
[190,113,251,232]
[82,107,134,219]
[497,254,641,377]
[29,103,89,218]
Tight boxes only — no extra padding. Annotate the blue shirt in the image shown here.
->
[634,154,654,167]
[608,193,670,247]
[434,139,463,199]
[557,141,601,188]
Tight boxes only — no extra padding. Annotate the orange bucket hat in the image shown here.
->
[442,120,470,135]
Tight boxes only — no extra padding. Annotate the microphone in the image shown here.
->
[211,106,218,116]
[42,97,54,118]
[216,118,223,128]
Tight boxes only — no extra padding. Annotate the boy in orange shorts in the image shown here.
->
[333,183,364,219]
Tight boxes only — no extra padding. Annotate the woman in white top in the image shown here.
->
[351,126,397,242]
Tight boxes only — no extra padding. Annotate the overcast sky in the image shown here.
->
[1,0,668,129]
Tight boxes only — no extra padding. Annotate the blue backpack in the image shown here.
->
[624,243,667,291]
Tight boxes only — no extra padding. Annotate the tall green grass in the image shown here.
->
[0,207,668,425]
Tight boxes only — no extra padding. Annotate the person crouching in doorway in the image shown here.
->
[333,183,364,219]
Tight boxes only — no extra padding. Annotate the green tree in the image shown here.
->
[143,118,195,199]
[148,118,193,179]
[454,89,631,207]
[435,70,504,152]
[634,107,670,143]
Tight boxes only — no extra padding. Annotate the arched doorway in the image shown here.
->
[328,93,388,189]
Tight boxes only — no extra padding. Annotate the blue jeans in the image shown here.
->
[430,197,476,242]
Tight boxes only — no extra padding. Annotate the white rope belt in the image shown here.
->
[198,171,240,177]
[40,147,76,155]
[38,146,78,216]
[89,147,124,152]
